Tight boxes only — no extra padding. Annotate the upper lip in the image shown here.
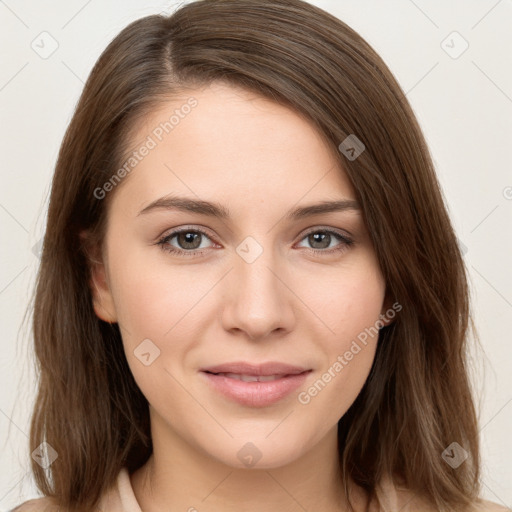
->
[200,361,311,377]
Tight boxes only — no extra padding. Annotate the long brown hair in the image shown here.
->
[22,0,480,510]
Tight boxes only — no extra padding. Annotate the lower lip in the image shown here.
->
[201,371,311,407]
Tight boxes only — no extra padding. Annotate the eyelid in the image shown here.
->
[159,225,217,245]
[157,224,217,243]
[299,225,353,239]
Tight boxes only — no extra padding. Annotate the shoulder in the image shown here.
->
[11,467,129,512]
[398,493,511,512]
[395,492,511,512]
[471,499,511,512]
[383,477,510,512]
[10,496,62,511]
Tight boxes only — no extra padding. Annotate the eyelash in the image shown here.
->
[156,226,354,258]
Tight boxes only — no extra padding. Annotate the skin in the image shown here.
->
[89,81,393,512]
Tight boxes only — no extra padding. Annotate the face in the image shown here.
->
[90,81,388,469]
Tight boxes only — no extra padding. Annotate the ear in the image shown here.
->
[80,230,117,324]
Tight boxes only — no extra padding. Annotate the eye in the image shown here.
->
[157,227,215,257]
[156,226,354,258]
[296,228,353,254]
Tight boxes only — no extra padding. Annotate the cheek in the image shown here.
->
[333,280,384,346]
[108,255,198,406]
[107,250,217,389]
[296,258,385,347]
[296,263,385,412]
[111,268,171,336]
[108,247,201,339]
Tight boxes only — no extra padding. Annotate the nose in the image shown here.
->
[221,244,297,340]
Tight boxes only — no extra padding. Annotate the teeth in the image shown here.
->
[257,375,281,382]
[217,372,284,382]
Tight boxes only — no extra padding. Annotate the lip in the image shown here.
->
[200,361,312,408]
[200,361,309,376]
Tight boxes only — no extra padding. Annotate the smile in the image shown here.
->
[201,370,312,407]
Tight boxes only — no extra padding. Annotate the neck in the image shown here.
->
[130,412,366,512]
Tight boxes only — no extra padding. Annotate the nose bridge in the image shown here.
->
[235,234,284,310]
[221,234,295,339]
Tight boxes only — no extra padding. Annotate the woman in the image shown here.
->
[12,0,508,511]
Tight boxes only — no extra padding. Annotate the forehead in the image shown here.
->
[111,81,355,214]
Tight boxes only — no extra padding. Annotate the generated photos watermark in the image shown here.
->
[93,97,198,200]
[297,301,402,405]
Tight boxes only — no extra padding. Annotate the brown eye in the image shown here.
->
[296,229,353,254]
[307,232,332,249]
[176,231,203,250]
[157,228,215,256]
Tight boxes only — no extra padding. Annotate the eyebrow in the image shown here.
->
[137,195,361,221]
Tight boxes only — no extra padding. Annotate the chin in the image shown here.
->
[205,435,309,470]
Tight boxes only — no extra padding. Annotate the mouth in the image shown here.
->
[203,371,295,382]
[199,363,312,407]
[200,361,310,376]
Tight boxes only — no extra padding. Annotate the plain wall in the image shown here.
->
[0,0,511,509]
